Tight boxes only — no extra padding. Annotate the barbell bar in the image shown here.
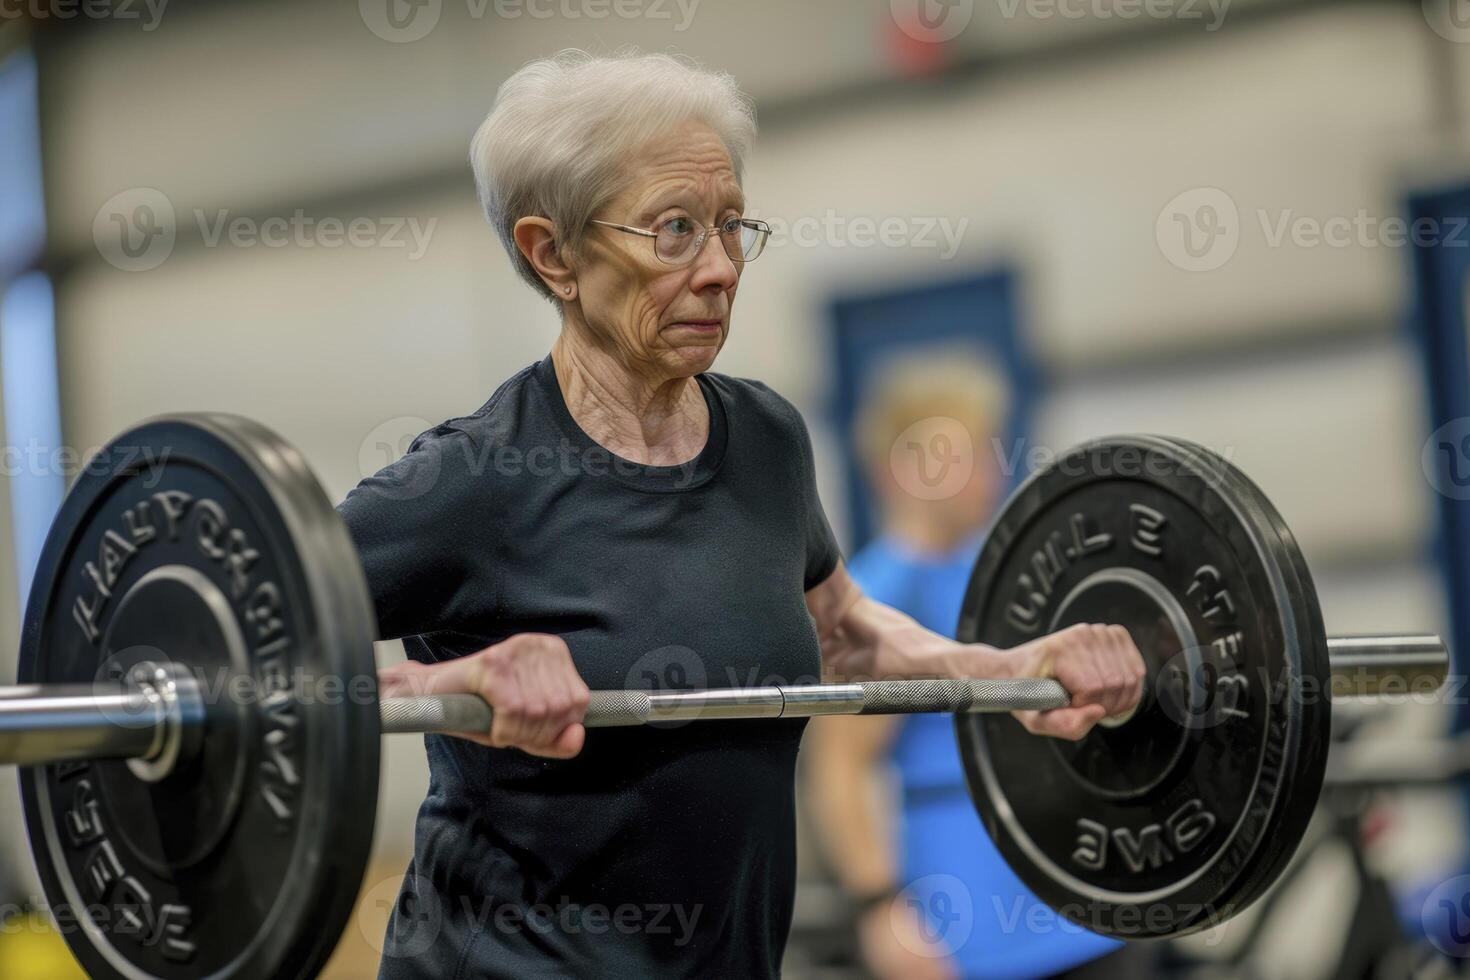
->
[0,636,1445,768]
[8,415,1465,978]
[384,632,1446,732]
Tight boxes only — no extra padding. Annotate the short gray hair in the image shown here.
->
[470,49,758,303]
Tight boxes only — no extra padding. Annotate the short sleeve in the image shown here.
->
[336,427,486,641]
[789,405,843,591]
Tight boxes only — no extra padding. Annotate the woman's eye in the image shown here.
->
[720,216,743,234]
[663,216,695,236]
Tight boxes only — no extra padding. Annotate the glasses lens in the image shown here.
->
[656,220,699,264]
[738,221,768,262]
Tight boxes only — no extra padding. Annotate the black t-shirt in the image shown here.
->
[338,355,842,979]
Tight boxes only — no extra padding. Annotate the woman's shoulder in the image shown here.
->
[702,371,809,435]
[411,361,542,451]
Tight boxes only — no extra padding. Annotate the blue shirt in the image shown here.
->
[849,535,1121,979]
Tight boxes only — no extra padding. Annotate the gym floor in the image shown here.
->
[2,2,1470,979]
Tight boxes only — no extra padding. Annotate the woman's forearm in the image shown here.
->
[818,592,1012,683]
[807,562,1011,683]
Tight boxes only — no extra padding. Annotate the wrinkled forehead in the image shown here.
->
[608,121,744,221]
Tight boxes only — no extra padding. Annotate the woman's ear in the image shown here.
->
[513,216,575,298]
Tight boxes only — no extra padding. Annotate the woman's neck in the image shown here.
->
[550,330,709,467]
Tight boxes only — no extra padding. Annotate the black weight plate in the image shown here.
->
[955,436,1330,938]
[18,414,380,979]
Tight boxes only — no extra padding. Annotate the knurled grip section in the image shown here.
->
[379,694,491,734]
[856,678,1070,715]
[584,690,653,728]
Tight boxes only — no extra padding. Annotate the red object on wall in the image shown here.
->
[884,8,955,76]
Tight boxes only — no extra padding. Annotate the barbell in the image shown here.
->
[1,415,1453,977]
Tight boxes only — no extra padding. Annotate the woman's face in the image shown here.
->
[575,119,744,382]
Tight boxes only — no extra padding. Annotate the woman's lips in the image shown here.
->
[667,319,723,333]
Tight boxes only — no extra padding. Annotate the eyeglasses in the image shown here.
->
[590,215,771,266]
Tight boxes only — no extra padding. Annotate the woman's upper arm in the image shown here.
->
[337,427,480,640]
[805,560,861,643]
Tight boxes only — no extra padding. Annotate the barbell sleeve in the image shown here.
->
[0,684,168,765]
[0,661,205,775]
[1325,634,1448,696]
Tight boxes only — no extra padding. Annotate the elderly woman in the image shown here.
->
[339,50,1144,979]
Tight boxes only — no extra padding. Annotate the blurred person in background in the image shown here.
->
[805,355,1133,979]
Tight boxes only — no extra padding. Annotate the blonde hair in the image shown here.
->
[855,352,1011,474]
[470,48,758,303]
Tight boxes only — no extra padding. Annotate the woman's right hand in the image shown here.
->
[377,633,591,759]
